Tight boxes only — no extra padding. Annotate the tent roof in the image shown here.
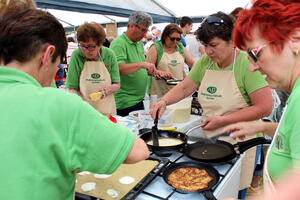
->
[35,0,178,24]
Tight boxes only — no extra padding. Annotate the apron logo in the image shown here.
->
[91,73,100,79]
[169,60,178,66]
[207,87,217,94]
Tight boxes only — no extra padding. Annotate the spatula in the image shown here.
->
[151,112,159,147]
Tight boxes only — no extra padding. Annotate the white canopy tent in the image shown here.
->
[36,0,251,36]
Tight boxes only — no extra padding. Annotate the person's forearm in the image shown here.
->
[161,77,198,105]
[119,63,143,75]
[111,83,120,93]
[260,122,278,137]
[221,105,271,127]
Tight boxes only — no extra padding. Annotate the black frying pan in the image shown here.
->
[183,137,271,163]
[139,129,187,155]
[162,161,219,200]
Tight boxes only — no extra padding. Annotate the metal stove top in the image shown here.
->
[135,151,239,200]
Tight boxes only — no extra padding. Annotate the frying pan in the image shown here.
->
[139,129,188,155]
[161,76,182,85]
[183,137,271,163]
[162,161,219,200]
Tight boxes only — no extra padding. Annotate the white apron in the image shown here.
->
[263,105,288,194]
[151,50,184,98]
[79,58,116,116]
[198,49,256,190]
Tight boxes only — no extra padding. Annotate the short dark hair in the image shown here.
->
[67,37,75,43]
[77,22,106,46]
[196,12,234,44]
[0,9,67,65]
[180,16,193,28]
[161,23,183,44]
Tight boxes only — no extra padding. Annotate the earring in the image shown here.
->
[296,50,299,56]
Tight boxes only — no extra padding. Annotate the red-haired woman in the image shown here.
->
[223,0,300,197]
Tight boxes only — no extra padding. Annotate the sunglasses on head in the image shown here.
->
[247,43,268,63]
[169,36,181,41]
[202,16,231,28]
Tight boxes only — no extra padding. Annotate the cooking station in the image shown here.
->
[76,115,243,200]
[135,115,243,200]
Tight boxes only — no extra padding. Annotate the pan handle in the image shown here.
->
[234,137,271,154]
[185,123,206,136]
[202,190,217,200]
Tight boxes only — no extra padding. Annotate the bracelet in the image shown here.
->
[160,98,168,106]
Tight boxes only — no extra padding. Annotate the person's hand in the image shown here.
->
[222,121,266,140]
[97,85,113,98]
[150,99,167,120]
[142,62,156,75]
[201,115,226,130]
[154,70,174,79]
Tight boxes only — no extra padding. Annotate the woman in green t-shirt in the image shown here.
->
[151,12,273,199]
[222,0,300,198]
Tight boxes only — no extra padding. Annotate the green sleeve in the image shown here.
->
[102,46,120,83]
[188,54,211,85]
[110,38,127,65]
[237,52,268,95]
[63,93,135,174]
[65,48,85,89]
[153,41,163,66]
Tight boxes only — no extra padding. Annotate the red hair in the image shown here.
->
[233,0,300,54]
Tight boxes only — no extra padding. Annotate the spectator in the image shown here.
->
[179,16,193,47]
[66,36,78,65]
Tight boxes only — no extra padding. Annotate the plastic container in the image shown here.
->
[158,109,174,127]
[167,97,192,123]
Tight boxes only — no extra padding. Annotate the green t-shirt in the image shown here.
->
[188,51,268,105]
[152,41,185,66]
[65,46,120,89]
[110,32,149,110]
[268,77,300,180]
[0,67,134,200]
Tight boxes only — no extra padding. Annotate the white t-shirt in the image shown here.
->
[67,42,78,64]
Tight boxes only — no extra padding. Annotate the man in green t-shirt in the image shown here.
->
[0,9,149,200]
[110,11,156,116]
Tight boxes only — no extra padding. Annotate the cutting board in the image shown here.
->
[75,160,159,200]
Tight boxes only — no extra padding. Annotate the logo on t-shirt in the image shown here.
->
[274,133,284,152]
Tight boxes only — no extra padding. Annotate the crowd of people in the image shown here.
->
[1,0,300,200]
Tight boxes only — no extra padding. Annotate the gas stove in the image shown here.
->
[135,151,241,200]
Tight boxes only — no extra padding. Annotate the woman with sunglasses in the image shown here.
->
[146,23,194,98]
[65,22,120,116]
[151,12,273,199]
[221,0,300,198]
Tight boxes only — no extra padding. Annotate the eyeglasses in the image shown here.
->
[247,43,268,63]
[135,25,148,33]
[202,16,232,28]
[78,43,97,51]
[169,36,181,42]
